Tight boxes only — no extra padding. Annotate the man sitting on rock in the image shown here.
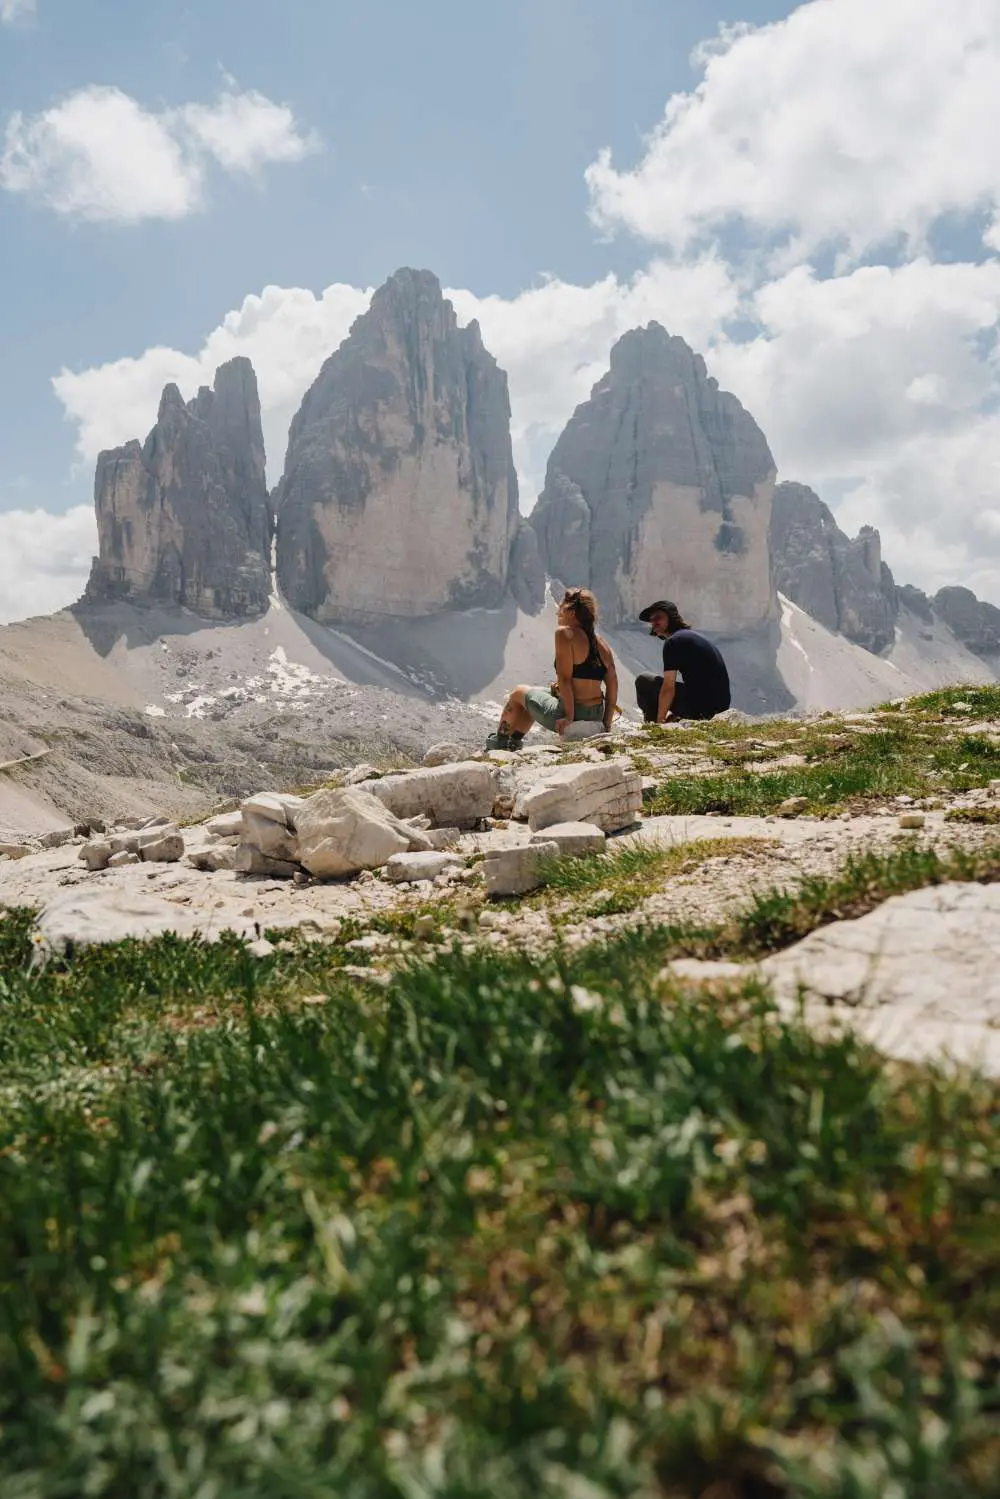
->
[634,600,731,724]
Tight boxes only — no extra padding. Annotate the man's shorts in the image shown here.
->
[523,688,605,733]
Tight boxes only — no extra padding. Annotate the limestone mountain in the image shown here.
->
[932,586,1000,666]
[274,267,525,623]
[528,324,777,630]
[84,358,271,618]
[769,481,898,654]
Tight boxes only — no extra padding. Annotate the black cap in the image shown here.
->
[638,599,675,623]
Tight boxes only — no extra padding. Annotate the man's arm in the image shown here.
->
[553,626,575,733]
[657,670,677,724]
[603,653,619,732]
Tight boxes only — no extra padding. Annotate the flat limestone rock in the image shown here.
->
[529,822,606,857]
[370,762,496,829]
[484,841,559,898]
[384,851,463,884]
[669,882,1000,1075]
[36,888,257,953]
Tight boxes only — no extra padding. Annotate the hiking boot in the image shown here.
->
[484,731,523,752]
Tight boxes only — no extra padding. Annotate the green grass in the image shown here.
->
[532,836,770,917]
[945,806,1000,825]
[644,721,1000,817]
[725,839,1000,956]
[0,906,998,1497]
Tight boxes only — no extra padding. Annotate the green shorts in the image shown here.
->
[522,688,605,733]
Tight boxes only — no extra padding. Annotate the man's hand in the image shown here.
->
[555,717,570,736]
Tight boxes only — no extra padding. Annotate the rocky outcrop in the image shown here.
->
[85,358,271,618]
[275,268,520,623]
[507,518,546,614]
[932,586,1000,662]
[769,482,898,653]
[528,324,777,630]
[896,583,934,623]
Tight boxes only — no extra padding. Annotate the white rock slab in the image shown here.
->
[36,888,257,953]
[369,762,496,829]
[484,841,559,897]
[668,882,1000,1075]
[520,762,642,834]
[529,822,606,857]
[384,851,464,884]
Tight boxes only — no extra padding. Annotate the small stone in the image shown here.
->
[777,796,810,818]
[898,812,926,830]
[344,762,379,786]
[422,741,463,767]
[484,841,559,898]
[186,845,237,873]
[530,821,607,858]
[40,828,75,850]
[139,814,171,831]
[989,780,1000,796]
[108,850,140,868]
[204,810,243,839]
[234,845,299,879]
[412,914,437,939]
[384,851,463,884]
[78,840,112,872]
[137,826,184,863]
[293,870,311,886]
[425,826,462,850]
[0,841,33,860]
[247,938,276,958]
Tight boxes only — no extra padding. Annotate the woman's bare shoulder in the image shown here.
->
[597,635,616,661]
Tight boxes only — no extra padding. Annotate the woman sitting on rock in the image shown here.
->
[486,587,618,751]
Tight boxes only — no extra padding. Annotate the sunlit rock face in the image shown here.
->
[529,323,777,632]
[274,267,521,623]
[85,357,271,618]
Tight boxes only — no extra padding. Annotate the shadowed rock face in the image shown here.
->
[85,358,271,618]
[275,268,520,623]
[770,482,898,654]
[528,323,777,629]
[933,585,1000,660]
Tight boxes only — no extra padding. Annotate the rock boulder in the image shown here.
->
[84,357,271,618]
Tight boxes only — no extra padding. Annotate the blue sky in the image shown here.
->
[2,0,1000,620]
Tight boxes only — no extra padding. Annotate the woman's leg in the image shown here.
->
[495,686,533,738]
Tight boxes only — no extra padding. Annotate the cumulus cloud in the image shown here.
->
[53,281,371,474]
[0,84,318,223]
[28,0,1000,621]
[586,0,1000,265]
[0,506,95,626]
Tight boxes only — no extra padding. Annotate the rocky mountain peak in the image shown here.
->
[84,357,271,619]
[528,324,777,630]
[769,482,898,654]
[274,267,522,623]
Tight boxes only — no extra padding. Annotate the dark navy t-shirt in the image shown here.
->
[661,629,731,714]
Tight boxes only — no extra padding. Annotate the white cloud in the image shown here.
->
[53,281,371,476]
[0,506,95,626]
[0,84,318,223]
[1,0,35,22]
[586,0,1000,265]
[24,0,1000,622]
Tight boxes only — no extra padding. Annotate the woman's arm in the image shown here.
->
[657,670,677,723]
[601,642,618,731]
[553,626,575,733]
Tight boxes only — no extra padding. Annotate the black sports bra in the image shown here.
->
[555,639,608,682]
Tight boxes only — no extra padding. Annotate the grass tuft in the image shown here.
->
[0,898,998,1496]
